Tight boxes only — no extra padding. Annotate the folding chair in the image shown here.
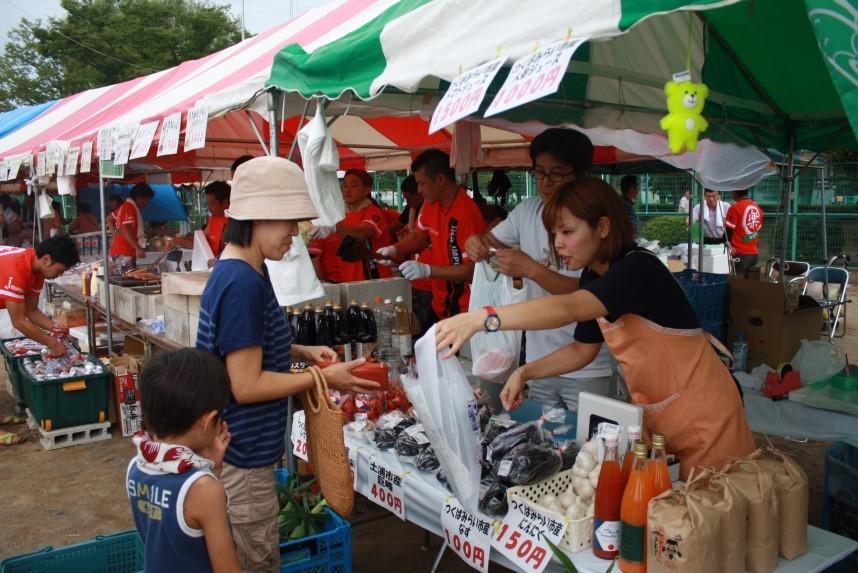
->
[803,262,850,340]
[766,259,811,286]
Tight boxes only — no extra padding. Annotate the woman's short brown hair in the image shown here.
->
[542,177,636,264]
[344,168,373,188]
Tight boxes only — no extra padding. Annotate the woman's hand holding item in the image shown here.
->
[322,358,381,394]
[295,345,338,364]
[500,367,528,411]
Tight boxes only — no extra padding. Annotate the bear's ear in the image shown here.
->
[665,81,678,96]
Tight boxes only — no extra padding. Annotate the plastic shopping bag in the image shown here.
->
[403,325,482,512]
[297,101,345,227]
[190,230,215,272]
[265,238,325,307]
[468,261,526,382]
[791,339,845,384]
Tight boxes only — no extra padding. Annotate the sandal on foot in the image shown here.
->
[0,431,26,446]
[0,415,24,425]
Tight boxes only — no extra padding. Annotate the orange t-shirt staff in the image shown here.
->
[109,184,154,263]
[309,169,393,283]
[167,181,231,263]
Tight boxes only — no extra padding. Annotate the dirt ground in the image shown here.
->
[1,285,858,568]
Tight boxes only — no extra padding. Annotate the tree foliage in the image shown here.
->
[0,0,244,111]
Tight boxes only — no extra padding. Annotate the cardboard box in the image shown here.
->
[728,277,822,369]
[110,355,143,437]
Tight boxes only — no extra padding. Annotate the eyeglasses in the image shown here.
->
[530,168,575,183]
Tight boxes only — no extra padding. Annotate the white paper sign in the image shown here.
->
[130,121,159,160]
[37,151,47,177]
[429,57,505,134]
[491,495,568,573]
[362,458,406,520]
[347,444,359,488]
[183,103,209,151]
[290,410,308,462]
[5,156,23,181]
[46,142,64,175]
[97,126,115,159]
[64,147,80,176]
[157,112,182,156]
[485,39,585,117]
[441,497,494,573]
[112,126,135,166]
[80,142,93,173]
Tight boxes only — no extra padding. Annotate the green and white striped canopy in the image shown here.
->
[267,0,858,153]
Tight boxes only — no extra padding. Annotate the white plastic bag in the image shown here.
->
[468,261,526,382]
[297,101,345,227]
[0,309,21,339]
[792,339,845,384]
[265,238,324,307]
[404,325,482,512]
[190,230,214,271]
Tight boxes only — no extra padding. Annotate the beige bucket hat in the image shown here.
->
[225,156,319,221]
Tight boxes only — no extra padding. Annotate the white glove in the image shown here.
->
[376,245,398,259]
[399,260,431,280]
[310,225,336,240]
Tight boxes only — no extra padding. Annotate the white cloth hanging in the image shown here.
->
[297,100,344,227]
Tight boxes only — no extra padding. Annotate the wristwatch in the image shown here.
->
[483,306,501,332]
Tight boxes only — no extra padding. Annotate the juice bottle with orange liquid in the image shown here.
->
[621,424,641,489]
[593,432,623,559]
[619,442,655,573]
[648,433,672,496]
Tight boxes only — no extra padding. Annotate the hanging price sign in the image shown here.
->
[130,121,159,160]
[361,458,406,520]
[157,112,182,157]
[64,147,80,176]
[491,495,568,573]
[440,496,494,573]
[183,103,209,152]
[80,142,93,173]
[428,57,505,134]
[290,410,308,462]
[36,151,47,177]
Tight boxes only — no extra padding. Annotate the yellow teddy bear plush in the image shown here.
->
[660,80,709,153]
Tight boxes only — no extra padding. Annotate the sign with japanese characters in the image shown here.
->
[429,57,505,134]
[100,159,125,179]
[64,147,80,176]
[290,410,308,462]
[112,125,136,166]
[80,142,93,173]
[485,39,585,117]
[183,103,209,152]
[97,126,115,159]
[157,112,182,157]
[361,458,406,520]
[36,151,47,176]
[130,121,159,160]
[441,496,493,573]
[491,495,568,573]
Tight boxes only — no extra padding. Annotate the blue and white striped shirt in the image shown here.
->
[196,259,291,468]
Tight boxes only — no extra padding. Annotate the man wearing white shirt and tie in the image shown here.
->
[689,189,731,244]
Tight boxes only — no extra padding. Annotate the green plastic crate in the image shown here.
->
[0,530,142,573]
[20,354,112,431]
[0,337,45,410]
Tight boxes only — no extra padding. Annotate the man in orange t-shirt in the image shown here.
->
[376,150,485,322]
[725,189,763,277]
[109,184,154,265]
[167,181,230,263]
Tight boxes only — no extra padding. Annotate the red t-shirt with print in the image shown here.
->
[109,201,139,257]
[0,247,44,309]
[725,198,763,255]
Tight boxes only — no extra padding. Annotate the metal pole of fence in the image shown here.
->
[697,175,704,273]
[98,166,114,356]
[821,165,830,310]
[780,128,796,296]
[687,172,694,271]
[791,172,799,260]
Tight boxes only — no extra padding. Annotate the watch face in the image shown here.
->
[485,315,501,332]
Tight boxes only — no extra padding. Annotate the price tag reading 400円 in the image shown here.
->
[492,495,568,573]
[290,411,308,462]
[362,458,406,520]
[440,496,493,573]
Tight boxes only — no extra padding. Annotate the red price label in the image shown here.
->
[362,459,406,520]
[444,528,489,571]
[290,411,308,462]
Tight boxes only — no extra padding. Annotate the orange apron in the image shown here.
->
[597,314,755,479]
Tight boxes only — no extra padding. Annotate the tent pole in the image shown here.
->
[98,165,114,356]
[697,175,704,272]
[687,172,694,271]
[821,164,830,311]
[780,127,796,298]
[287,99,312,162]
[267,89,281,157]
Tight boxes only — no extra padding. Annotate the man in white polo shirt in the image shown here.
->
[465,128,614,411]
[689,189,731,244]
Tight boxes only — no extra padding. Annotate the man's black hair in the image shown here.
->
[222,219,254,247]
[734,189,750,198]
[529,128,594,176]
[78,203,91,214]
[620,175,639,196]
[109,195,123,207]
[129,183,155,200]
[35,235,80,268]
[411,149,455,182]
[231,155,255,174]
[204,181,231,203]
[400,175,418,195]
[139,348,231,438]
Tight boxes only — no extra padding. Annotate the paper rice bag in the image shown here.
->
[726,461,779,573]
[688,470,748,573]
[648,483,723,573]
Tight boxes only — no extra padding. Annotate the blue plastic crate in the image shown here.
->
[0,530,143,573]
[276,469,352,573]
[823,442,858,540]
[674,270,728,325]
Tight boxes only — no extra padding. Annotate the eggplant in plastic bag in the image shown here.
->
[496,443,563,485]
[415,447,440,472]
[478,477,509,516]
[485,421,546,466]
[394,424,431,461]
[373,412,415,450]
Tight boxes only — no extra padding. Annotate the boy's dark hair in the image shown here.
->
[231,155,255,174]
[482,204,508,223]
[36,235,80,268]
[529,128,594,177]
[109,195,123,208]
[400,175,418,195]
[139,348,231,438]
[620,176,639,196]
[78,203,91,214]
[411,149,455,182]
[734,189,750,198]
[204,181,231,203]
[222,219,254,247]
[129,183,155,201]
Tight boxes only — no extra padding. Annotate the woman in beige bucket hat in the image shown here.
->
[196,156,379,572]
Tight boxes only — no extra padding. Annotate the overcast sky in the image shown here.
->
[0,0,335,45]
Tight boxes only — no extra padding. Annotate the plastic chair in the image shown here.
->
[766,259,811,285]
[803,257,851,340]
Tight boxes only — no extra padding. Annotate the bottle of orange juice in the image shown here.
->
[619,442,654,573]
[648,433,672,496]
[593,432,623,559]
[621,424,641,489]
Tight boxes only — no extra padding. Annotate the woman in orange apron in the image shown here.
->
[435,178,754,479]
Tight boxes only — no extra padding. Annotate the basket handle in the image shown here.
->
[304,366,330,415]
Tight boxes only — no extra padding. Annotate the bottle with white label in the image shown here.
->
[392,295,412,361]
[593,432,623,560]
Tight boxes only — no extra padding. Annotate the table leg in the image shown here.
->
[429,542,447,573]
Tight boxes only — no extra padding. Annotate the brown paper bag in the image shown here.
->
[688,470,748,573]
[726,462,779,573]
[648,479,723,573]
[741,447,809,559]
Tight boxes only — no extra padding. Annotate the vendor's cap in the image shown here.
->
[226,156,318,221]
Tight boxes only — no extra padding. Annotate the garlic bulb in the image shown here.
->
[572,466,590,478]
[566,503,585,519]
[577,481,595,500]
[559,492,576,508]
[547,502,565,516]
[540,494,556,507]
[583,439,600,456]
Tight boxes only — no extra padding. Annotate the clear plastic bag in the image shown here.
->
[404,325,483,512]
[468,261,526,382]
[791,339,845,384]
